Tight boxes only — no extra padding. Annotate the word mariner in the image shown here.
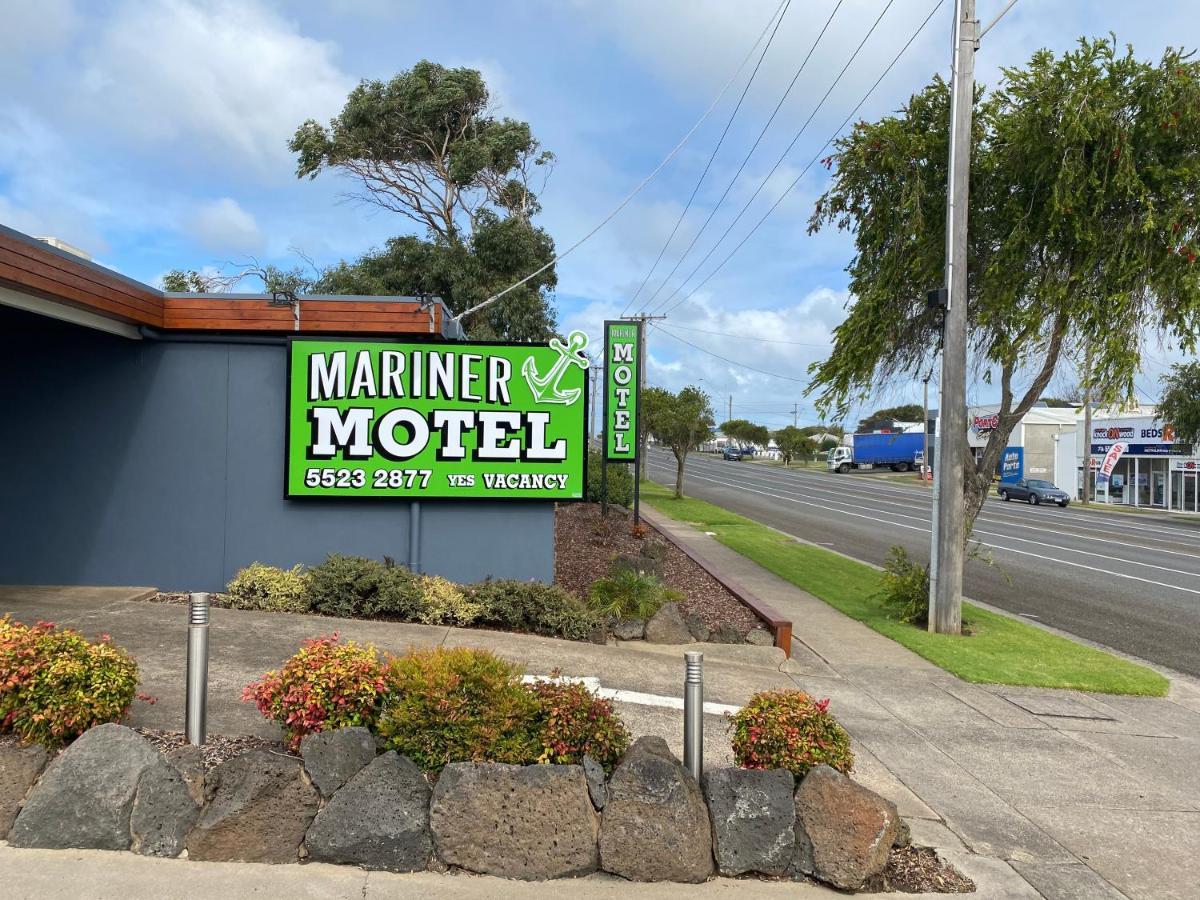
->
[307,349,567,463]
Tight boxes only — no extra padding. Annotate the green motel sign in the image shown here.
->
[603,320,640,462]
[287,334,589,499]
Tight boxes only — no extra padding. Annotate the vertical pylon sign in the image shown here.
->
[603,320,640,462]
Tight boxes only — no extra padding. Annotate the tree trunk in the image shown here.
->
[673,449,686,499]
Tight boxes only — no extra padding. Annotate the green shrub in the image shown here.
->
[730,690,854,780]
[586,452,634,507]
[468,580,600,640]
[242,634,386,750]
[376,647,540,773]
[874,545,930,626]
[527,679,629,771]
[226,562,312,613]
[307,554,423,621]
[589,569,682,620]
[0,616,139,746]
[417,575,484,626]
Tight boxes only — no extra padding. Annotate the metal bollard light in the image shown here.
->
[185,592,210,746]
[683,651,704,780]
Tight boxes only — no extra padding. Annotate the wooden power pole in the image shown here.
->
[929,0,977,636]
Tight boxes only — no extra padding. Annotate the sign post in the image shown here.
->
[603,320,641,517]
[286,334,589,500]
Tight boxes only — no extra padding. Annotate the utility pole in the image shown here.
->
[621,312,666,525]
[728,395,733,423]
[928,0,976,636]
[922,375,931,483]
[792,403,799,428]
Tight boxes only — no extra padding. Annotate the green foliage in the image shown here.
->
[466,580,599,641]
[291,60,558,341]
[773,425,816,465]
[225,562,312,613]
[243,634,387,750]
[588,568,682,620]
[857,405,924,434]
[643,385,715,498]
[719,419,770,448]
[0,617,139,746]
[731,690,854,780]
[376,647,540,773]
[873,546,930,626]
[416,575,484,626]
[307,554,423,620]
[1157,361,1200,447]
[809,38,1200,524]
[585,451,633,506]
[526,679,630,771]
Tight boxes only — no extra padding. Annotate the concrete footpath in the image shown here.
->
[2,509,1200,900]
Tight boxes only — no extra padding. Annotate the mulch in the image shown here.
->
[133,727,290,771]
[555,502,762,635]
[864,845,977,894]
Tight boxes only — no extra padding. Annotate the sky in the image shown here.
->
[1,0,1195,430]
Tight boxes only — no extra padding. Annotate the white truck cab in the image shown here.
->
[826,446,852,472]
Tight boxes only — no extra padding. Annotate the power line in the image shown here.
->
[650,322,807,382]
[451,6,792,326]
[660,0,945,317]
[647,0,895,315]
[654,321,831,347]
[620,0,793,318]
[638,0,847,315]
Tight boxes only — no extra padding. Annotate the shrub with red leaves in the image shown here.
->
[242,633,386,750]
[730,689,854,780]
[527,679,630,771]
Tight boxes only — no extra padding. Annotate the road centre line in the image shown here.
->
[674,461,1200,578]
[678,452,1200,552]
[693,459,1200,564]
[648,460,1200,596]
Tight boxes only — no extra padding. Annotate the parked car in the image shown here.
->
[997,478,1070,507]
[722,446,744,461]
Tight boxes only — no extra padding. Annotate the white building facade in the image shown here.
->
[1079,407,1199,512]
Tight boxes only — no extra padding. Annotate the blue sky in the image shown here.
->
[1,0,1194,429]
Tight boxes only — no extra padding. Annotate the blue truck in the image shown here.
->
[826,432,925,474]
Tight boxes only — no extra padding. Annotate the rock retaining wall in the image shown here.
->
[0,727,905,890]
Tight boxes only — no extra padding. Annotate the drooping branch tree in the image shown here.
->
[808,38,1200,528]
[773,425,815,465]
[644,386,716,498]
[291,60,558,340]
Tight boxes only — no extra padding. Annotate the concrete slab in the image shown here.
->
[933,851,1042,899]
[1021,806,1200,900]
[995,691,1116,721]
[934,680,1049,730]
[904,818,967,852]
[851,744,940,820]
[1088,693,1200,739]
[1010,861,1128,900]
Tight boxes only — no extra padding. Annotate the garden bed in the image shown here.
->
[555,503,760,636]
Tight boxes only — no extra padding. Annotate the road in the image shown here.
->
[645,446,1200,677]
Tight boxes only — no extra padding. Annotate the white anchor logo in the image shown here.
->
[521,330,589,405]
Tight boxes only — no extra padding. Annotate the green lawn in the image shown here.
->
[641,481,1168,696]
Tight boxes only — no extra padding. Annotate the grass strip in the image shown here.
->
[641,480,1168,696]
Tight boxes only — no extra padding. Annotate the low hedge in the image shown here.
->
[0,616,139,746]
[224,559,598,642]
[245,641,629,775]
[730,689,854,779]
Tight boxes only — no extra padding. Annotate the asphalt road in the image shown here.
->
[645,446,1200,677]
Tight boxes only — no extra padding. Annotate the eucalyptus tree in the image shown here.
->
[291,60,558,340]
[808,38,1200,527]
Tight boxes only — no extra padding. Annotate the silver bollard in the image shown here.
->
[683,651,704,780]
[185,592,210,746]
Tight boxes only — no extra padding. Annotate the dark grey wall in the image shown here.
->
[0,311,554,591]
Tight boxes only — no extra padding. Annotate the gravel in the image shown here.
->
[555,503,761,636]
[863,845,977,894]
[133,728,291,771]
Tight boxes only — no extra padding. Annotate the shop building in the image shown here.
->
[966,404,1077,492]
[1079,407,1199,512]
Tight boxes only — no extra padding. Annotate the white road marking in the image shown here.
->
[524,674,740,716]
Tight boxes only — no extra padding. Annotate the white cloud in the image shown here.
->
[0,0,80,76]
[72,0,354,173]
[188,197,264,254]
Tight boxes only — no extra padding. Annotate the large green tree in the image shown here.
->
[1158,361,1200,447]
[291,60,558,340]
[773,425,815,466]
[808,38,1200,528]
[719,418,769,448]
[644,386,716,498]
